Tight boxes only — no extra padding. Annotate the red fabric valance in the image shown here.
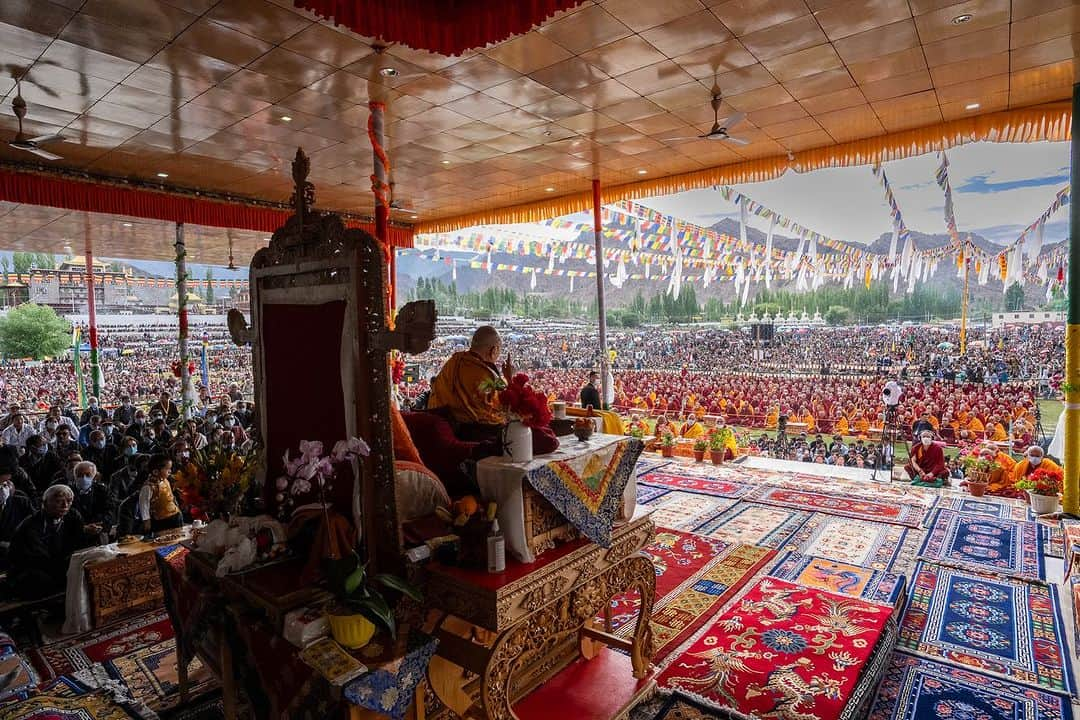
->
[295,0,583,56]
[0,168,414,249]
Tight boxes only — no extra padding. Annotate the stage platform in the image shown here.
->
[737,455,881,483]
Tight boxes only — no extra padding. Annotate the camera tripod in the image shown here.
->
[870,405,900,483]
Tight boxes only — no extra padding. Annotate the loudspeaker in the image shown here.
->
[750,323,774,342]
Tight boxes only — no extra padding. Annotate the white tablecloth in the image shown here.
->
[477,433,638,563]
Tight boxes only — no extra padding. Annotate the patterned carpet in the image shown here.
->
[29,612,175,681]
[628,454,1075,720]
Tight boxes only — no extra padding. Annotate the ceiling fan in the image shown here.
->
[388,181,418,215]
[8,78,64,160]
[660,93,749,145]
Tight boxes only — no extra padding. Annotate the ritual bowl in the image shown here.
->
[573,425,593,442]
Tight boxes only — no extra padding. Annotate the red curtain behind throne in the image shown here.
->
[295,0,583,56]
[262,301,352,517]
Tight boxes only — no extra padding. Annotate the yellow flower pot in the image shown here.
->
[327,612,376,649]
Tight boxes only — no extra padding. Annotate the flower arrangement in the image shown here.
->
[1015,466,1064,497]
[174,444,261,521]
[627,417,649,439]
[959,450,1000,477]
[660,432,675,447]
[171,359,196,378]
[494,373,552,429]
[693,439,708,452]
[275,437,371,520]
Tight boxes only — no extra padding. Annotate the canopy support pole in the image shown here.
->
[592,178,609,408]
[369,100,394,320]
[1064,81,1080,516]
[175,222,193,421]
[83,218,101,400]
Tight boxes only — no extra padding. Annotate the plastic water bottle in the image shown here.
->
[487,519,505,573]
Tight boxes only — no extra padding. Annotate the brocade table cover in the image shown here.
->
[343,631,438,719]
[478,433,644,562]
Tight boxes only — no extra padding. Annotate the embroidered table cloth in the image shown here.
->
[477,433,643,562]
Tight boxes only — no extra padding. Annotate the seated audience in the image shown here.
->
[0,475,32,570]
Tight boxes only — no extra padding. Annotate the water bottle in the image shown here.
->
[487,519,505,573]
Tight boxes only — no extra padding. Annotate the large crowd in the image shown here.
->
[0,386,255,600]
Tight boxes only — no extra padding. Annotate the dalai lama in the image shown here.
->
[427,326,557,454]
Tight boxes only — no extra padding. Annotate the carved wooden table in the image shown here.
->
[425,509,656,720]
[85,531,190,628]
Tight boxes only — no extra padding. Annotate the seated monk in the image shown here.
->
[905,431,948,488]
[978,444,1020,498]
[426,326,557,455]
[833,415,849,436]
[679,411,706,439]
[960,416,985,441]
[987,417,1008,442]
[1012,445,1061,487]
[854,415,870,435]
[765,406,779,430]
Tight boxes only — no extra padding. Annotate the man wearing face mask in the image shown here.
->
[5,484,88,599]
[69,461,114,543]
[78,414,104,448]
[110,440,146,535]
[39,406,78,442]
[79,397,110,426]
[0,475,33,570]
[20,435,59,501]
[905,430,948,488]
[182,419,207,451]
[83,429,120,480]
[0,403,20,432]
[113,395,136,427]
[1012,445,1060,487]
[170,438,192,469]
[125,412,152,452]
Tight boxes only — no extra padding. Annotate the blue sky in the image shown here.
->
[634,141,1070,246]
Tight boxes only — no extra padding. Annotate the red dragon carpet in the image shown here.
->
[656,577,893,720]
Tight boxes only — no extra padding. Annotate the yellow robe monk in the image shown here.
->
[928,415,940,430]
[834,416,849,436]
[854,416,870,435]
[765,407,779,429]
[989,423,1008,442]
[985,452,1019,496]
[966,417,985,436]
[679,420,705,439]
[802,413,816,433]
[427,350,502,425]
[1013,456,1062,486]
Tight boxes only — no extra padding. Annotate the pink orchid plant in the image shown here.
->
[275,437,371,520]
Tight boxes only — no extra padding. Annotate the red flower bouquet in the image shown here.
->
[498,373,552,429]
[1017,466,1064,497]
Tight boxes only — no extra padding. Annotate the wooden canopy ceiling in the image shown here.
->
[0,0,1076,257]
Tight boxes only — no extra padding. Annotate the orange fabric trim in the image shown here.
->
[415,102,1071,235]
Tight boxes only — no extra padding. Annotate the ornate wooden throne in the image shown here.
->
[229,148,434,573]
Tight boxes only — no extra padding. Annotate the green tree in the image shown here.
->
[0,257,9,281]
[10,252,32,275]
[0,303,71,359]
[1005,282,1024,312]
[824,305,851,325]
[205,268,215,304]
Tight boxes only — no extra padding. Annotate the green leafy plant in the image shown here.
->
[660,432,675,447]
[325,551,423,640]
[708,426,733,451]
[693,439,708,452]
